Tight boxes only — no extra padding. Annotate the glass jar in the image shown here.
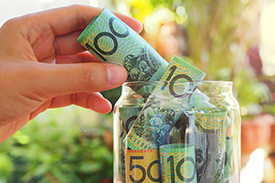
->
[113,81,241,183]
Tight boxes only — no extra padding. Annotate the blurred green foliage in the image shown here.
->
[0,107,113,183]
[234,69,271,107]
[101,86,122,109]
[118,0,274,112]
[121,0,250,80]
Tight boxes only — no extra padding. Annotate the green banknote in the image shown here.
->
[77,8,168,82]
[160,144,197,183]
[125,56,206,150]
[119,106,143,139]
[224,136,233,183]
[194,131,216,183]
[193,107,228,183]
[118,106,143,183]
[167,112,191,145]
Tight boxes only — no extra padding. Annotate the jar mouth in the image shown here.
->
[123,80,233,87]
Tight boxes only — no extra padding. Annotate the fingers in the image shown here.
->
[33,62,127,99]
[29,92,112,120]
[35,5,143,36]
[55,52,100,64]
[54,30,86,56]
[48,5,143,56]
[49,92,112,113]
[22,5,143,59]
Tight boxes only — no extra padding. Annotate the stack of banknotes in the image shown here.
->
[77,8,233,183]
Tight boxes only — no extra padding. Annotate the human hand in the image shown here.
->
[0,5,142,143]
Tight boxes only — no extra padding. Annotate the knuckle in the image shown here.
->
[77,64,106,91]
[1,17,21,31]
[69,5,89,29]
[78,64,92,86]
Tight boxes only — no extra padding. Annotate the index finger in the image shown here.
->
[34,5,143,36]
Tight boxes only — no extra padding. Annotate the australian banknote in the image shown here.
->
[193,107,228,183]
[160,144,197,183]
[125,56,206,150]
[118,106,143,183]
[224,136,233,183]
[77,8,168,83]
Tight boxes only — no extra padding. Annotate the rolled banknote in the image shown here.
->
[160,144,197,183]
[118,106,143,183]
[125,56,206,150]
[166,111,197,146]
[125,149,161,183]
[224,136,233,183]
[119,106,143,139]
[77,8,168,83]
[193,107,228,183]
[194,131,216,183]
[167,112,190,145]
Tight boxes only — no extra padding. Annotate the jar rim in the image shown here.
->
[123,80,233,86]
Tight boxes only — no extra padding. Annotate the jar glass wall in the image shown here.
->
[113,81,241,183]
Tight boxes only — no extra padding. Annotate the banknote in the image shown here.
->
[194,130,215,183]
[193,107,228,183]
[165,111,198,147]
[224,136,233,183]
[166,112,190,145]
[125,56,206,150]
[119,106,143,139]
[125,149,161,183]
[160,144,197,183]
[118,106,143,182]
[77,8,168,83]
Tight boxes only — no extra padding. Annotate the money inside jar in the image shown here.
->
[78,7,235,183]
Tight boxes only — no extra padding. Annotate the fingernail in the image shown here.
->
[107,65,127,85]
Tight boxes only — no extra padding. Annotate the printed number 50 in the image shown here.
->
[129,156,160,183]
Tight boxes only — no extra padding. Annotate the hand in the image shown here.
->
[0,5,143,143]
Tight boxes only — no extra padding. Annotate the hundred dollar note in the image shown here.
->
[77,8,168,83]
[125,56,206,150]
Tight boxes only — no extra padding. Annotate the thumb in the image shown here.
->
[34,62,127,99]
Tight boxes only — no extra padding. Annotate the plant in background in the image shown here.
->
[116,0,249,78]
[114,0,274,116]
[0,107,114,183]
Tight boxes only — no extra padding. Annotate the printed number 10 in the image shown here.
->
[167,155,196,183]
